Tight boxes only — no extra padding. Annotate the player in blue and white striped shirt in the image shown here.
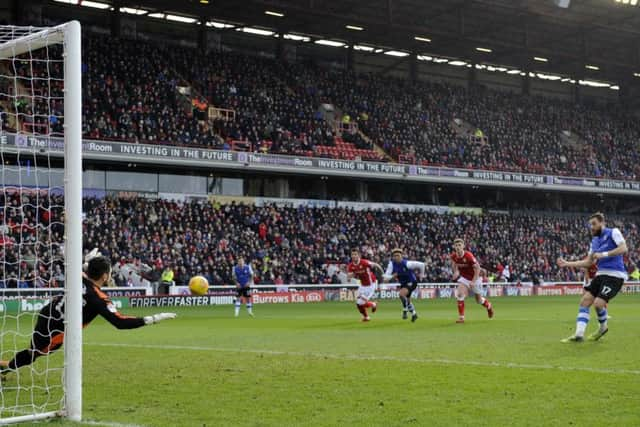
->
[557,212,628,342]
[383,248,426,322]
[233,257,254,317]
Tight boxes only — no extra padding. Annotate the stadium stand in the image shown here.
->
[2,34,638,178]
[1,192,638,288]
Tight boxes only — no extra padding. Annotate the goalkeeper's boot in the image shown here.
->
[561,335,584,343]
[587,328,608,341]
[411,313,418,323]
[402,310,408,320]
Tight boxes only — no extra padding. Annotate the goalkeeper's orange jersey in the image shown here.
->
[47,277,146,331]
[5,277,147,372]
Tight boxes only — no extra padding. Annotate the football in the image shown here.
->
[188,275,209,296]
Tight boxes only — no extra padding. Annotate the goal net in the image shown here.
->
[0,22,82,424]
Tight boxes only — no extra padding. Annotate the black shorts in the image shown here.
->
[236,287,251,298]
[33,302,65,355]
[10,302,65,370]
[584,275,624,302]
[399,281,418,297]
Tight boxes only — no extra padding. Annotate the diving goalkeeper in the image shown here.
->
[1,255,176,374]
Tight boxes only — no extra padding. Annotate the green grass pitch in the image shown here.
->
[3,295,640,427]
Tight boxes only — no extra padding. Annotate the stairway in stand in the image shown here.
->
[315,136,384,162]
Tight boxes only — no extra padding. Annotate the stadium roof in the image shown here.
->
[60,0,640,86]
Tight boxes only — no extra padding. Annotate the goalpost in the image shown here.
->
[0,22,82,423]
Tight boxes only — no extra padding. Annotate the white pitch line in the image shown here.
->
[79,420,146,427]
[86,342,640,376]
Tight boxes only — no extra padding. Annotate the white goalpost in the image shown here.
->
[0,21,82,423]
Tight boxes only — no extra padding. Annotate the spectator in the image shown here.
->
[159,266,174,294]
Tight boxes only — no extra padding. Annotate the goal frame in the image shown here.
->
[0,21,82,424]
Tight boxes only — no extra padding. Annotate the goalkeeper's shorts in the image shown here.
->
[32,302,65,356]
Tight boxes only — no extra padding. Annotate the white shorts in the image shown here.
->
[357,284,376,303]
[457,277,483,295]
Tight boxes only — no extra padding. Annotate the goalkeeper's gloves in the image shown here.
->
[82,248,102,271]
[144,313,177,325]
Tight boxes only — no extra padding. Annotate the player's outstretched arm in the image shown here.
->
[91,289,176,329]
[143,313,177,325]
[103,306,176,329]
[556,256,592,269]
[82,248,102,271]
[369,262,381,271]
[370,262,384,277]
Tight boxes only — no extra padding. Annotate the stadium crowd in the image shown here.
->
[82,37,640,179]
[3,34,640,179]
[0,191,65,289]
[289,64,640,180]
[81,37,215,147]
[175,50,338,157]
[2,193,638,288]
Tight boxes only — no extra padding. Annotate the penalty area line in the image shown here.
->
[86,342,640,376]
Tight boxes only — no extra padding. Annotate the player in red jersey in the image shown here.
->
[450,238,494,323]
[347,248,383,322]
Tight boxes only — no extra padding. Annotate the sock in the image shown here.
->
[479,297,491,309]
[457,299,465,318]
[8,350,34,370]
[596,307,608,331]
[8,347,44,371]
[357,304,368,317]
[234,301,241,316]
[246,302,253,314]
[364,301,375,308]
[400,295,408,311]
[576,306,590,337]
[407,302,416,314]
